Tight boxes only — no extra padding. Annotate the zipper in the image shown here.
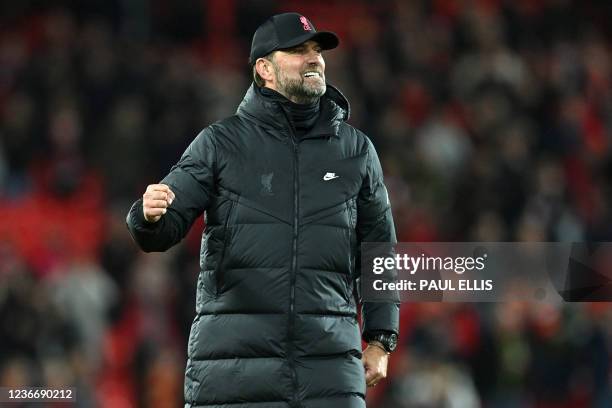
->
[278,103,301,408]
[288,137,300,408]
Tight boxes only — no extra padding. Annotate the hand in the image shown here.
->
[142,184,175,223]
[362,342,389,387]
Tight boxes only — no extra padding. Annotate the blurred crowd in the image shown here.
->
[0,0,611,407]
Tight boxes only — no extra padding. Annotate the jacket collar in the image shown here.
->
[236,83,350,139]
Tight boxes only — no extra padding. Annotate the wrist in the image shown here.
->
[367,341,390,355]
[363,331,398,353]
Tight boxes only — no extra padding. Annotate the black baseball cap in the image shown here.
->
[249,13,339,65]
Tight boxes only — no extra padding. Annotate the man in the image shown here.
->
[126,12,399,408]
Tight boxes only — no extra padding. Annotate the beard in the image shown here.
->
[274,65,326,104]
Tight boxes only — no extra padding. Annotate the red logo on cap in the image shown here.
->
[300,16,312,31]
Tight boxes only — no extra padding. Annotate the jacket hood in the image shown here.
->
[236,83,350,137]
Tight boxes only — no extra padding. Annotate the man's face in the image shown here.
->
[269,40,326,103]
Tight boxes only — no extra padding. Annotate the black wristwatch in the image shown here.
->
[365,332,398,353]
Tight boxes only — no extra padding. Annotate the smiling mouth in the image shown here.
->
[303,71,322,78]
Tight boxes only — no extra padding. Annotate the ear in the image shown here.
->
[255,58,275,83]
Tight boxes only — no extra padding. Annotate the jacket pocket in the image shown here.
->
[215,198,237,295]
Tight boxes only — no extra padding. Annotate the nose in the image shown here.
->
[305,50,323,66]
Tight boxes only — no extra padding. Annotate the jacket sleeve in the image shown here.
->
[126,127,216,252]
[356,136,400,338]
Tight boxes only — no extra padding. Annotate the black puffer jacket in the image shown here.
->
[126,84,399,408]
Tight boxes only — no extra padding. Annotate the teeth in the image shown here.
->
[304,72,320,77]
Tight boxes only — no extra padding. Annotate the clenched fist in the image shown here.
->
[363,342,389,387]
[142,184,176,223]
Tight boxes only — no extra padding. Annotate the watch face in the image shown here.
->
[386,334,398,352]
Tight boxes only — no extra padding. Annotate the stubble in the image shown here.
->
[273,63,326,104]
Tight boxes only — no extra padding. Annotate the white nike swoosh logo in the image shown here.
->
[323,173,339,181]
